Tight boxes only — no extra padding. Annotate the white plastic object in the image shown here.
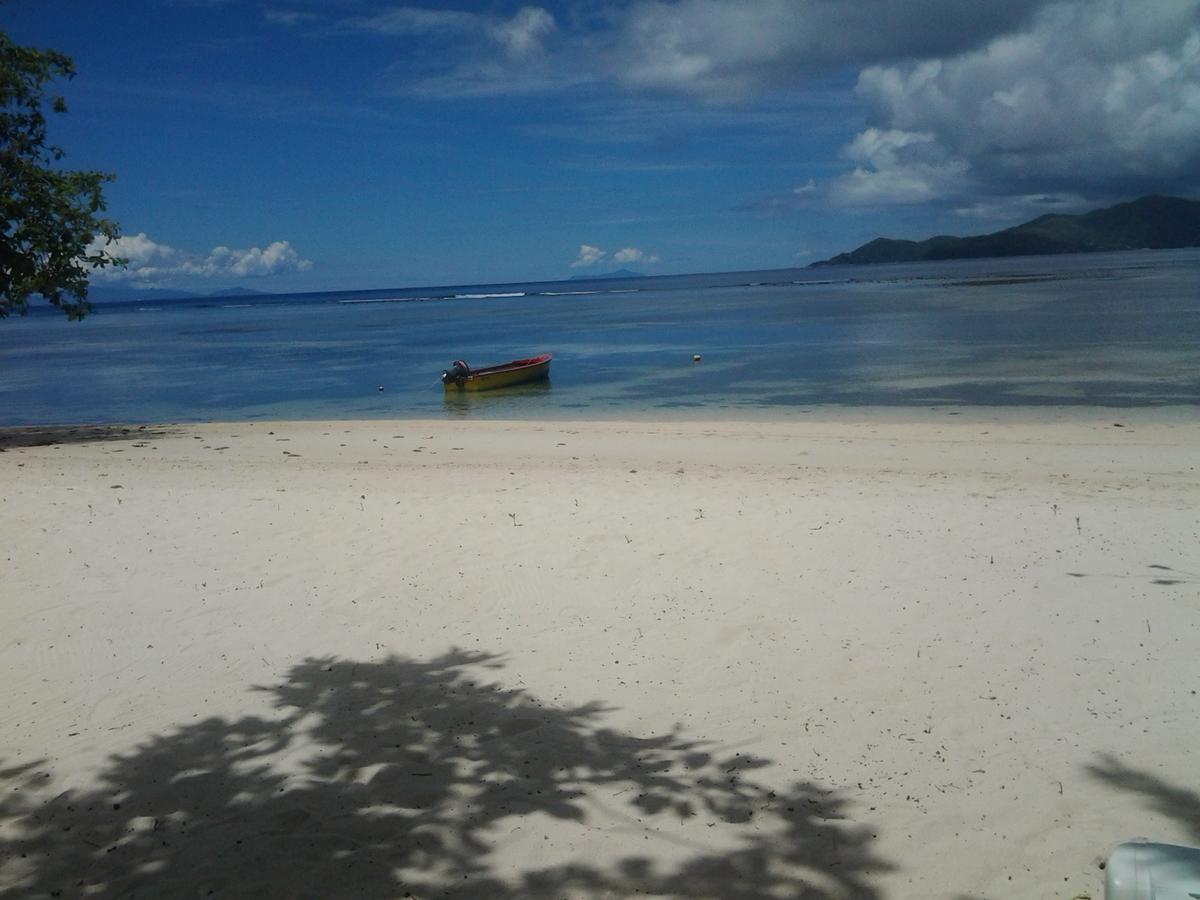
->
[1105,841,1200,900]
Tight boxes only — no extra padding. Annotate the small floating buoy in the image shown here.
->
[377,385,384,392]
[692,354,702,362]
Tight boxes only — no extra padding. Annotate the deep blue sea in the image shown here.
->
[3,249,1199,425]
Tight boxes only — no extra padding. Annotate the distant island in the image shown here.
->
[811,194,1200,267]
[209,286,270,298]
[86,285,272,303]
[569,268,645,281]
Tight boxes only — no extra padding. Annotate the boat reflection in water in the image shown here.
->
[441,378,553,416]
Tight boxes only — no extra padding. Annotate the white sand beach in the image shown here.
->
[2,411,1198,898]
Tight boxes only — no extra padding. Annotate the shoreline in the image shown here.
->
[4,399,1199,435]
[2,414,1198,897]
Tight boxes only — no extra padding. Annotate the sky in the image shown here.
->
[4,0,1200,293]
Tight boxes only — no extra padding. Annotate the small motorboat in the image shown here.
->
[441,354,552,391]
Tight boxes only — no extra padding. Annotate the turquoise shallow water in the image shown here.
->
[2,249,1199,425]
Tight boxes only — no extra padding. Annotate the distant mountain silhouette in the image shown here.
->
[210,286,271,297]
[86,285,272,303]
[812,195,1200,267]
[569,268,645,280]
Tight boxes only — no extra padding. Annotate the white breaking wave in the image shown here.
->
[338,297,438,304]
[453,291,527,299]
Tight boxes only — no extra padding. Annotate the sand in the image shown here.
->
[1,411,1198,898]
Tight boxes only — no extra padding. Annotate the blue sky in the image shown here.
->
[5,0,1199,293]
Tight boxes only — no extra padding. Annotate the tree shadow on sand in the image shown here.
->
[1,650,890,898]
[1086,752,1200,844]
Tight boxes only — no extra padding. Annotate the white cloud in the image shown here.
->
[827,128,970,206]
[840,0,1200,203]
[264,9,318,26]
[570,244,607,268]
[606,0,1053,101]
[570,245,659,268]
[187,241,313,277]
[356,1,1050,101]
[339,0,1200,208]
[100,232,180,269]
[91,233,312,282]
[953,193,1090,222]
[349,5,574,97]
[343,7,483,37]
[493,6,555,57]
[613,247,659,264]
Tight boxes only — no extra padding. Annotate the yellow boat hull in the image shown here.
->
[442,355,551,392]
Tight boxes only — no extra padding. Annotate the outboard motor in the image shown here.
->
[441,359,470,386]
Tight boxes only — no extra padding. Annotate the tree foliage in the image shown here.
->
[1,29,123,320]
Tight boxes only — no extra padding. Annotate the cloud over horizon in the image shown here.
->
[570,243,607,268]
[92,233,313,284]
[832,0,1200,207]
[570,243,658,269]
[613,246,659,264]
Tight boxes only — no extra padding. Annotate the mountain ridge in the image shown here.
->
[811,195,1200,267]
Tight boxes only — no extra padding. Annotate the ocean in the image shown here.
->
[2,249,1199,426]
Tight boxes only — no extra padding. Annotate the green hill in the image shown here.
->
[812,195,1200,267]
